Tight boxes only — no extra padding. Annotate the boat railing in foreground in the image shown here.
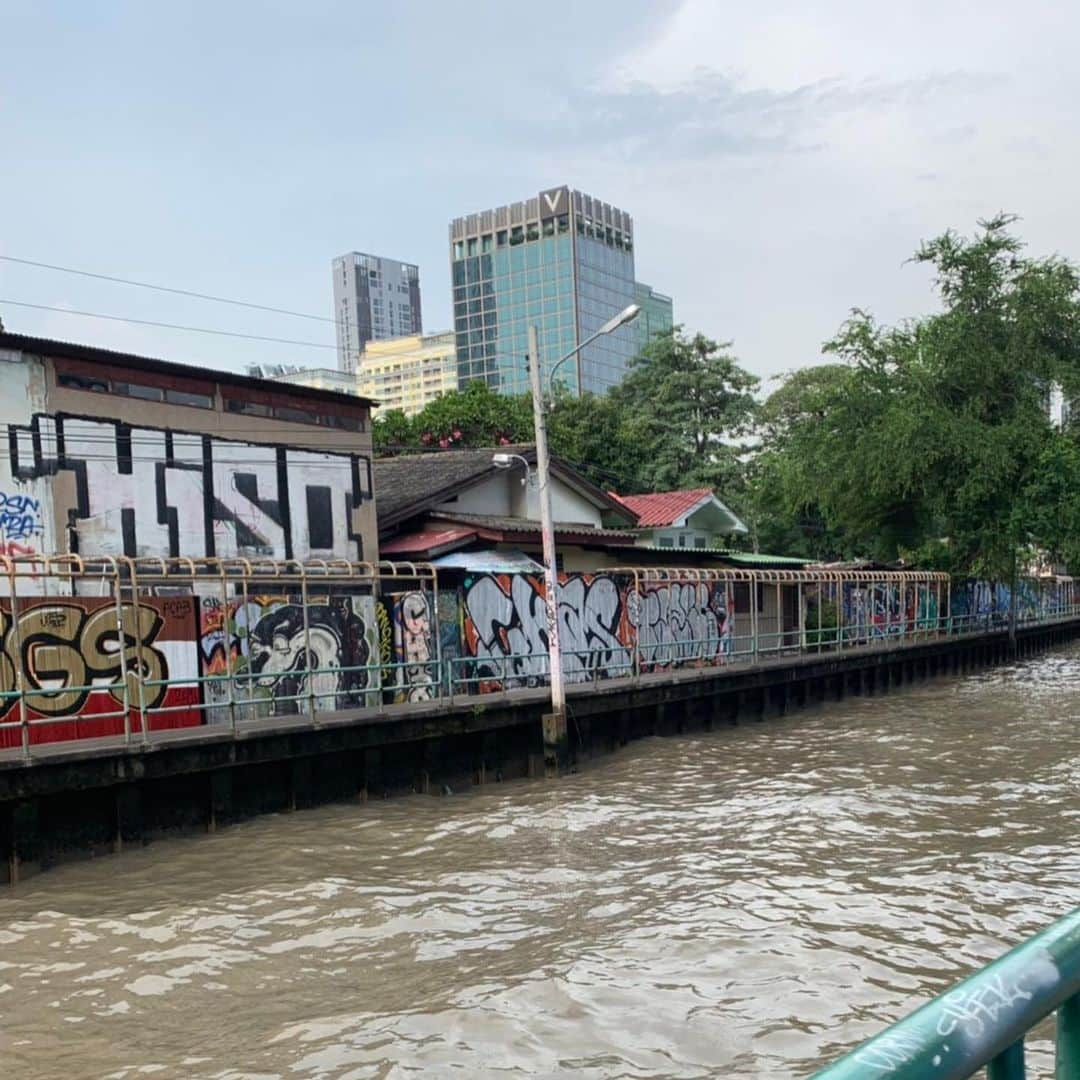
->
[810,907,1080,1079]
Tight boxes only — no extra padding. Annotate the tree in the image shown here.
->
[372,408,414,454]
[610,327,759,497]
[753,215,1080,593]
[545,390,650,493]
[372,380,534,455]
[745,366,857,558]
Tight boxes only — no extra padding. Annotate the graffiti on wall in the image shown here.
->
[9,414,371,561]
[0,491,43,545]
[0,596,199,747]
[199,593,381,718]
[627,581,731,668]
[460,573,733,690]
[390,592,436,702]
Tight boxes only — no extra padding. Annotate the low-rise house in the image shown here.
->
[375,446,640,571]
[608,487,749,550]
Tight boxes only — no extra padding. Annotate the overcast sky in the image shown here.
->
[2,1,1077,388]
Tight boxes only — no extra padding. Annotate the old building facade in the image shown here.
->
[0,333,378,565]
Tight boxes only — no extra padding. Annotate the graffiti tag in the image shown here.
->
[0,602,169,716]
[0,490,43,543]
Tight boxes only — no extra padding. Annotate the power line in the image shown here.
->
[0,255,337,325]
[0,298,337,350]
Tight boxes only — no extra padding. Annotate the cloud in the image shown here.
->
[552,68,1003,163]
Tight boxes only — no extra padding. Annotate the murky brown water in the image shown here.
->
[1,650,1078,1079]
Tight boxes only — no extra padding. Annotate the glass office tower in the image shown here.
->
[449,187,663,396]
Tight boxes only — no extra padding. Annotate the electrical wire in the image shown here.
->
[0,298,338,350]
[0,255,338,325]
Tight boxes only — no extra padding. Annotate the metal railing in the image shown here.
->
[0,555,1076,760]
[810,907,1080,1079]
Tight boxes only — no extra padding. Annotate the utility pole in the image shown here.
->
[527,324,567,773]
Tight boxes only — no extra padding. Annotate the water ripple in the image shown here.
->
[1,648,1077,1077]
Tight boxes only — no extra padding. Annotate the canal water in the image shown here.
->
[1,650,1077,1079]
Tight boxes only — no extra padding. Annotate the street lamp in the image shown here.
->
[547,303,641,396]
[526,303,641,772]
[491,452,533,485]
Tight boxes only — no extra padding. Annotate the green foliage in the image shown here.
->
[372,380,534,453]
[543,389,649,492]
[610,327,759,497]
[751,214,1080,575]
[371,408,413,453]
[804,597,840,648]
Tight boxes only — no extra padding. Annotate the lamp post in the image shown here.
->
[526,303,640,772]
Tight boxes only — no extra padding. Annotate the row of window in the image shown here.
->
[224,398,367,432]
[59,372,370,432]
[453,215,572,259]
[59,372,215,409]
[452,214,633,261]
[657,534,709,549]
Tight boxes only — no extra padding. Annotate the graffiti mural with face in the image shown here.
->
[198,593,379,718]
[391,591,435,702]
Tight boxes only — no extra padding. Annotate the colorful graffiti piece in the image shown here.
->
[0,596,199,747]
[199,593,382,719]
[391,591,436,702]
[460,573,733,691]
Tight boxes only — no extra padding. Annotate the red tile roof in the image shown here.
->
[608,488,714,527]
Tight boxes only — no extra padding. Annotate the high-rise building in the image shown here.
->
[449,186,670,397]
[332,252,422,372]
[266,332,457,418]
[634,282,674,353]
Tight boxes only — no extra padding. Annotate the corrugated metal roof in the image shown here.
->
[431,549,543,573]
[718,551,810,566]
[0,332,377,408]
[380,527,477,557]
[430,512,639,541]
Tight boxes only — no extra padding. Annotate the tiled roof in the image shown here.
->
[608,488,714,527]
[374,446,636,528]
[374,446,536,524]
[430,512,639,543]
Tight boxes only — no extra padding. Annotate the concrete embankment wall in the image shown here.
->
[1,621,1075,885]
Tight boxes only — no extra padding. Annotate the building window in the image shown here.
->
[165,388,214,408]
[305,486,334,549]
[58,373,109,393]
[694,536,706,549]
[113,382,164,402]
[659,536,674,548]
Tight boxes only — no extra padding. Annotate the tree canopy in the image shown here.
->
[371,216,1080,578]
[752,214,1080,575]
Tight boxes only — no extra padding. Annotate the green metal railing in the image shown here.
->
[811,908,1080,1079]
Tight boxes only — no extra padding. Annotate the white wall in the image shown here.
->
[7,406,363,563]
[438,473,513,516]
[439,472,604,528]
[0,351,54,563]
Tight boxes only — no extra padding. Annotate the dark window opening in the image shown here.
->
[306,486,334,549]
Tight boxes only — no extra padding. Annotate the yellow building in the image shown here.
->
[269,331,458,417]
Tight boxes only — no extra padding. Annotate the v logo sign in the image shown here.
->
[543,192,560,212]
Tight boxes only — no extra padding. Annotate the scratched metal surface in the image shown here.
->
[0,648,1076,1078]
